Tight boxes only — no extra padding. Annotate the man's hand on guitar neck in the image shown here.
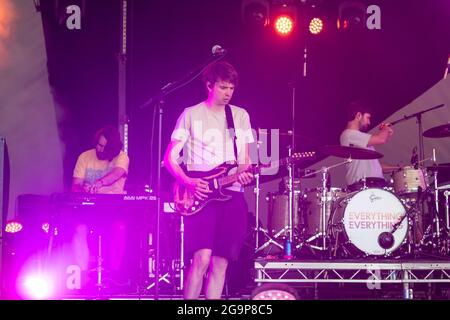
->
[183,176,212,200]
[237,168,253,186]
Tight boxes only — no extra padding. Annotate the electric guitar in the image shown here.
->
[173,151,315,216]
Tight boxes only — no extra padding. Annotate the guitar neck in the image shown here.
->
[216,152,315,188]
[217,166,256,187]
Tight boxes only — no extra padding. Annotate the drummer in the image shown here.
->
[340,101,397,191]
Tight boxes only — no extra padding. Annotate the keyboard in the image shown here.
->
[52,192,157,208]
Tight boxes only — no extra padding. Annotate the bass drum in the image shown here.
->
[329,188,408,257]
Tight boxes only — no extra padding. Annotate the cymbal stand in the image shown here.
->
[298,158,352,255]
[420,149,450,255]
[285,146,294,257]
[254,140,262,251]
[253,137,285,255]
[254,146,296,257]
[432,149,441,238]
[445,190,449,231]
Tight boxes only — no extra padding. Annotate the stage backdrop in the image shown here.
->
[0,0,63,221]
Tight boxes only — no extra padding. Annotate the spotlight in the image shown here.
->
[272,1,297,37]
[18,272,55,300]
[309,17,323,35]
[251,283,299,300]
[5,220,23,233]
[274,15,294,36]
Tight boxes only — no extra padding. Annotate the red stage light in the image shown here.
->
[309,17,323,35]
[274,15,294,36]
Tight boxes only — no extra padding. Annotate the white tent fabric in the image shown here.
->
[0,0,63,220]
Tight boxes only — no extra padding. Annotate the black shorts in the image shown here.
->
[184,190,248,262]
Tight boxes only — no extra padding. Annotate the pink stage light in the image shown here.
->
[5,221,23,233]
[19,273,55,300]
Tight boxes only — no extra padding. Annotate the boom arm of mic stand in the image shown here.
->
[139,54,227,110]
[389,104,445,126]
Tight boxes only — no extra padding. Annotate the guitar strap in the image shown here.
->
[225,104,238,162]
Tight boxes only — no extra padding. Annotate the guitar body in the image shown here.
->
[174,164,236,216]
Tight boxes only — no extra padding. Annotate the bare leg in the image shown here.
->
[204,256,228,300]
[183,249,211,299]
[72,224,89,271]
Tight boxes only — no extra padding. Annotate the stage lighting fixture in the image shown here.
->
[271,1,297,37]
[251,283,299,300]
[5,220,23,233]
[274,15,294,36]
[18,272,55,300]
[337,1,365,31]
[309,17,323,35]
[241,0,270,29]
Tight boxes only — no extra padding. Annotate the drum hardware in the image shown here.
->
[380,187,425,257]
[418,150,450,256]
[444,190,449,231]
[298,158,352,255]
[254,139,262,252]
[253,137,287,256]
[284,145,295,259]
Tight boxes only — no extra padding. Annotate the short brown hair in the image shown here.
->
[201,61,239,87]
[346,100,373,121]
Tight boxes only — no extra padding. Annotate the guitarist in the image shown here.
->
[164,61,254,299]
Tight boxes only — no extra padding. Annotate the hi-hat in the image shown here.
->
[423,123,450,138]
[318,145,383,160]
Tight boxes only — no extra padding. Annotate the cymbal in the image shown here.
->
[427,163,450,170]
[423,123,450,138]
[318,145,384,160]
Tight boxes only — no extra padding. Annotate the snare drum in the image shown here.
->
[330,188,408,257]
[301,188,346,236]
[392,166,428,195]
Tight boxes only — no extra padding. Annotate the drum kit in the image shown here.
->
[254,122,450,260]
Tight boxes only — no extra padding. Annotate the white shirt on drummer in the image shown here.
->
[340,129,383,186]
[170,102,254,191]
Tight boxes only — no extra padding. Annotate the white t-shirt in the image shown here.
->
[171,102,254,191]
[340,129,383,186]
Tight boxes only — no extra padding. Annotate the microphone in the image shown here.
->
[444,54,450,80]
[212,45,227,56]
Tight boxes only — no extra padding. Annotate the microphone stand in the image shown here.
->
[388,104,444,163]
[139,52,226,299]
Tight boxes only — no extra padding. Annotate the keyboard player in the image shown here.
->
[70,126,130,290]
